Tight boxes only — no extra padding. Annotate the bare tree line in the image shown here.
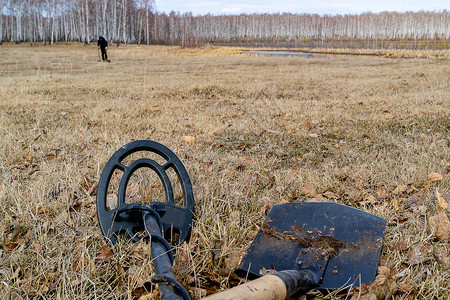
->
[0,0,448,49]
[0,0,156,45]
[153,11,450,49]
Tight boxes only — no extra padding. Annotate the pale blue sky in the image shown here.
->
[154,0,449,15]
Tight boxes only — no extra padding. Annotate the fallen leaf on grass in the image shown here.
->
[38,281,56,296]
[391,198,400,210]
[71,279,83,286]
[428,212,450,241]
[354,177,369,188]
[184,135,196,143]
[435,190,448,213]
[218,268,242,281]
[17,279,33,294]
[3,230,32,251]
[299,183,317,197]
[259,267,277,276]
[254,129,266,136]
[375,188,389,200]
[322,191,338,200]
[308,194,328,202]
[442,193,450,201]
[392,268,410,280]
[351,269,397,300]
[127,265,149,286]
[96,245,114,264]
[405,253,433,266]
[177,244,191,265]
[210,240,223,265]
[392,184,408,195]
[392,240,408,252]
[224,251,243,272]
[236,157,253,170]
[405,243,433,266]
[304,120,313,130]
[132,282,155,299]
[72,246,84,272]
[359,194,378,206]
[132,244,150,261]
[398,283,415,294]
[345,187,363,203]
[428,172,443,182]
[404,194,423,210]
[138,292,156,300]
[55,210,73,226]
[432,245,450,268]
[106,194,118,210]
[31,206,50,215]
[208,127,222,136]
[190,287,207,298]
[81,176,97,196]
[228,211,241,229]
[278,197,289,204]
[377,265,396,277]
[70,197,95,211]
[311,119,320,126]
[32,241,43,254]
[87,205,97,219]
[3,242,20,251]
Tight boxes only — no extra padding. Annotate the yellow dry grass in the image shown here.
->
[0,43,449,299]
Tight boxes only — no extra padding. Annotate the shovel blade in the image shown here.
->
[235,202,386,290]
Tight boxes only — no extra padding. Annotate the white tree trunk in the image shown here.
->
[85,0,89,43]
[0,0,4,45]
[122,0,127,43]
[101,0,107,39]
[51,0,56,44]
[145,0,149,44]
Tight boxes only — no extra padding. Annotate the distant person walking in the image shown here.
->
[97,36,110,62]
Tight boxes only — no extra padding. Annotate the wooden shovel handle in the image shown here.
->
[204,274,286,300]
[204,270,320,300]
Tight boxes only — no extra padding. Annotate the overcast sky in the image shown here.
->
[154,1,449,15]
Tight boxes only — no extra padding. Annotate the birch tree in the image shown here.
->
[84,0,89,43]
[101,0,107,39]
[121,0,127,43]
[0,0,4,45]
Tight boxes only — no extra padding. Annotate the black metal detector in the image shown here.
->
[96,140,194,299]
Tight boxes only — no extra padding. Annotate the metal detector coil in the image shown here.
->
[96,140,195,247]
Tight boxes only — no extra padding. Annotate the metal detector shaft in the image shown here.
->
[143,211,190,300]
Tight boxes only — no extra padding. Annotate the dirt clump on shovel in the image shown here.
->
[261,223,346,256]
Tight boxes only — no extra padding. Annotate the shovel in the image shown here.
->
[206,202,386,299]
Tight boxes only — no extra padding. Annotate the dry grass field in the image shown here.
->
[0,43,449,299]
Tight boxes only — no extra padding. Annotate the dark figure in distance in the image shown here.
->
[97,36,109,62]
